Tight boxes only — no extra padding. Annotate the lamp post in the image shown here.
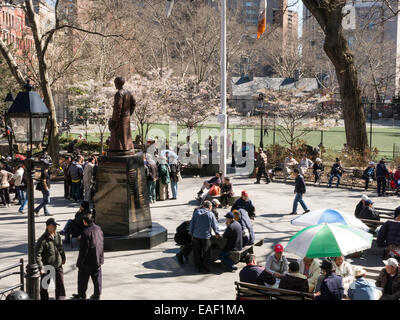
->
[257,93,265,149]
[7,81,50,300]
[4,92,14,155]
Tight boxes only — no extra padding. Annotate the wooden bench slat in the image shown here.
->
[235,281,314,300]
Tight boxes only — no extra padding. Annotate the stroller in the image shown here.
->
[388,171,400,195]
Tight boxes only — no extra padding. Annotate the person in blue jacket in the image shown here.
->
[232,208,255,246]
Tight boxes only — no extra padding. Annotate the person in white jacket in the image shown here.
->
[297,257,321,293]
[332,256,354,285]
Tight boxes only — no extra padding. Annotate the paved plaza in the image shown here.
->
[0,176,399,300]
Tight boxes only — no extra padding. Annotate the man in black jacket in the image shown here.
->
[72,213,104,300]
[290,168,310,215]
[328,158,344,188]
[218,212,243,272]
[35,218,66,300]
[376,158,389,197]
[315,259,344,300]
[239,254,276,286]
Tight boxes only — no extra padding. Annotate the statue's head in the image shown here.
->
[114,77,125,89]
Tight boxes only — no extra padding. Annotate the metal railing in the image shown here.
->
[0,258,24,300]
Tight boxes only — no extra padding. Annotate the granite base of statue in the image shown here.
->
[93,152,167,251]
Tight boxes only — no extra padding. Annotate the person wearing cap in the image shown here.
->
[254,148,271,184]
[239,254,276,286]
[312,158,324,185]
[60,200,91,245]
[328,158,344,188]
[359,199,380,221]
[377,207,400,259]
[298,257,321,293]
[189,200,220,273]
[35,218,66,300]
[220,177,233,208]
[376,258,400,300]
[355,195,369,219]
[314,259,344,300]
[211,199,221,220]
[362,162,376,191]
[283,153,298,182]
[218,212,243,272]
[376,158,389,197]
[265,244,288,278]
[231,191,256,220]
[290,168,310,215]
[73,212,104,300]
[348,266,379,300]
[279,261,309,292]
[196,172,222,201]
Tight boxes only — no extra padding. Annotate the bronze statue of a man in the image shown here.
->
[108,77,136,155]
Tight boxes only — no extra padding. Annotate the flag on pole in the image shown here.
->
[257,0,267,39]
[166,0,174,18]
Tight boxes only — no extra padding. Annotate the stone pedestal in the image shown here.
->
[93,155,167,251]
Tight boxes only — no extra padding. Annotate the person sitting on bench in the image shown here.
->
[279,261,309,293]
[232,208,255,246]
[328,158,344,188]
[220,177,233,209]
[355,195,369,219]
[218,212,242,272]
[362,162,376,191]
[265,244,288,279]
[196,172,222,201]
[60,200,91,244]
[239,254,276,286]
[211,199,221,221]
[359,199,380,221]
[174,220,192,265]
[314,259,344,300]
[298,257,321,293]
[376,258,400,300]
[231,191,256,220]
[377,207,400,259]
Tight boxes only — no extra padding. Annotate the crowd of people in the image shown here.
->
[238,244,400,300]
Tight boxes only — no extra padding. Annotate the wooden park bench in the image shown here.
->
[375,207,395,218]
[364,267,381,282]
[235,281,314,300]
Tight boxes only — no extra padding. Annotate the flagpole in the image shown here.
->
[220,0,227,179]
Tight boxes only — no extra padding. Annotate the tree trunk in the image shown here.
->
[302,0,368,152]
[25,0,59,163]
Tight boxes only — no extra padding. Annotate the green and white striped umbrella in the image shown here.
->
[285,223,373,258]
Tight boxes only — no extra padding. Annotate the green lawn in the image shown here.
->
[62,123,400,160]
